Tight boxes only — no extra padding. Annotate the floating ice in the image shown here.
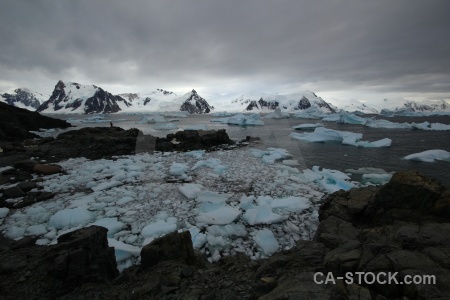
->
[292,123,324,130]
[107,238,141,262]
[211,113,265,126]
[290,127,392,148]
[169,162,189,176]
[254,229,279,255]
[92,218,124,237]
[264,107,289,119]
[242,205,284,225]
[26,224,48,236]
[48,208,95,230]
[323,110,450,131]
[292,107,330,119]
[0,208,9,218]
[248,148,292,164]
[188,226,207,248]
[91,180,122,191]
[184,150,205,159]
[362,173,393,184]
[141,217,178,239]
[404,149,450,163]
[139,114,167,124]
[191,158,227,174]
[195,191,240,225]
[178,183,203,199]
[207,224,247,237]
[271,196,311,212]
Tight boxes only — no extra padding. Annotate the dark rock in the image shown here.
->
[0,101,71,142]
[16,181,37,192]
[2,186,26,199]
[32,163,64,175]
[47,226,119,295]
[0,168,33,184]
[13,160,37,172]
[140,230,196,269]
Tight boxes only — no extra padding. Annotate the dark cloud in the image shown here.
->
[0,0,449,101]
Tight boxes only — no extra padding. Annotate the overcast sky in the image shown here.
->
[1,0,449,105]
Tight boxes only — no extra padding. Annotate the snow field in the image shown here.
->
[0,148,385,269]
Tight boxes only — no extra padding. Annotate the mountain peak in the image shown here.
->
[192,89,197,94]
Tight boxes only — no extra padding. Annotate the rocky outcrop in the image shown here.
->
[1,170,449,299]
[311,170,450,299]
[0,226,118,299]
[0,101,71,142]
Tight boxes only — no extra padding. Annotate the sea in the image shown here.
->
[45,113,450,187]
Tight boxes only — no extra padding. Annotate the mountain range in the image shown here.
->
[1,80,450,115]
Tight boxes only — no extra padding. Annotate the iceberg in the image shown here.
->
[404,149,450,163]
[264,107,289,119]
[290,127,392,148]
[211,113,265,126]
[292,123,324,130]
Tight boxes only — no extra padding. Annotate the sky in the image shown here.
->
[1,0,449,106]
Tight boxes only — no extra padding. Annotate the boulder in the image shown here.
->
[33,163,64,175]
[140,230,196,269]
[47,226,118,295]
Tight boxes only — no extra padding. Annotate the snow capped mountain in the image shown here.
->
[0,88,47,110]
[377,98,450,116]
[179,89,214,114]
[335,100,379,114]
[229,91,337,113]
[117,89,180,112]
[37,81,131,114]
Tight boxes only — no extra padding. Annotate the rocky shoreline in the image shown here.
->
[0,170,449,299]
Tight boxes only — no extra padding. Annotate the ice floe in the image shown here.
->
[0,146,389,268]
[404,149,450,163]
[324,110,450,131]
[290,127,392,148]
[292,123,324,130]
[210,113,265,126]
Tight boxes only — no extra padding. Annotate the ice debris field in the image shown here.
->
[0,147,394,270]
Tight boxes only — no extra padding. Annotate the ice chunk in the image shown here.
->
[404,149,450,162]
[242,205,284,225]
[271,196,310,212]
[91,180,122,192]
[141,218,177,239]
[362,173,393,184]
[48,208,95,230]
[26,224,48,236]
[92,218,124,237]
[0,207,10,218]
[195,191,240,225]
[254,229,279,255]
[196,207,241,225]
[169,162,189,176]
[191,158,227,174]
[188,226,207,248]
[264,107,289,119]
[291,127,392,148]
[4,226,26,240]
[107,238,141,262]
[282,160,300,166]
[211,113,265,126]
[140,114,167,124]
[184,150,206,159]
[179,183,203,199]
